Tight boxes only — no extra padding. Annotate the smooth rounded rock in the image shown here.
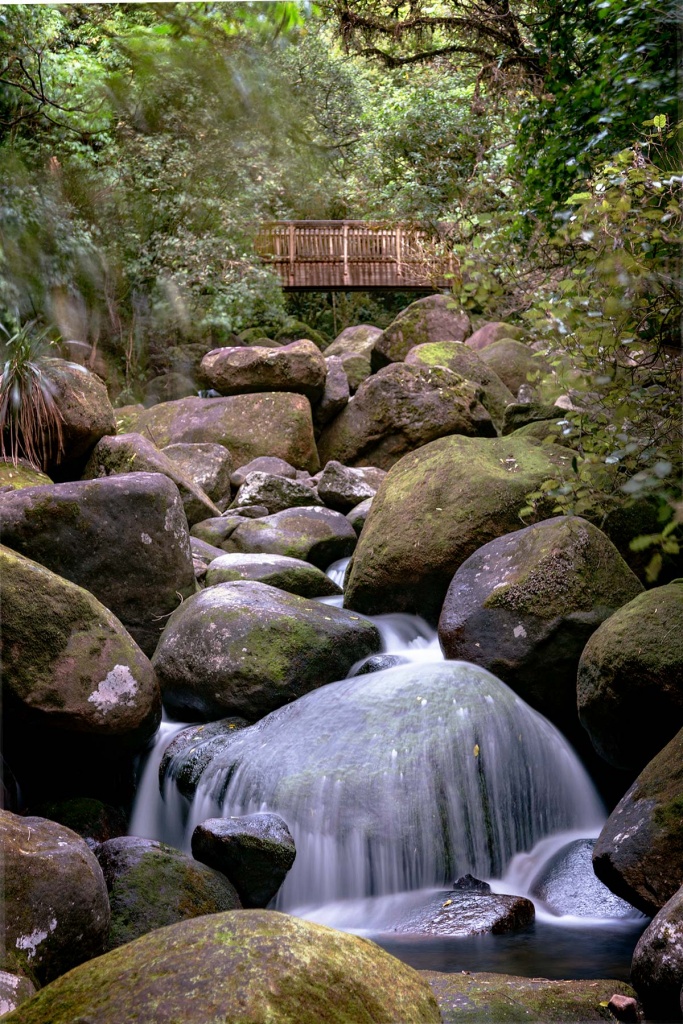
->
[315,355,350,428]
[0,459,52,492]
[325,324,381,392]
[478,338,552,396]
[200,339,327,402]
[0,973,36,1017]
[631,884,683,1021]
[465,321,526,351]
[346,496,373,535]
[41,359,116,479]
[529,839,637,918]
[205,552,341,598]
[393,890,535,937]
[230,455,298,487]
[160,718,250,800]
[223,505,358,568]
[372,294,471,368]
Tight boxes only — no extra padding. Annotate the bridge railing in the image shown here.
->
[255,220,453,290]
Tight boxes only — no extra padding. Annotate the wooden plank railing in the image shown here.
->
[255,221,453,291]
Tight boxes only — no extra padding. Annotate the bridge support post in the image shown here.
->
[288,223,296,288]
[342,223,349,286]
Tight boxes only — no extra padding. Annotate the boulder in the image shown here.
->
[274,321,330,349]
[190,536,226,580]
[577,581,683,772]
[325,325,381,392]
[143,371,197,407]
[0,473,196,656]
[152,580,381,721]
[372,295,471,369]
[159,718,250,801]
[349,653,410,675]
[316,460,386,512]
[478,338,552,396]
[230,455,298,488]
[529,839,636,918]
[82,432,220,525]
[190,514,247,548]
[437,516,643,734]
[224,505,358,569]
[0,810,110,985]
[593,727,683,916]
[4,911,441,1024]
[317,363,495,471]
[405,341,515,431]
[161,442,233,503]
[231,471,324,515]
[344,434,576,622]
[464,321,526,351]
[131,394,320,473]
[113,403,144,433]
[205,552,341,599]
[95,837,240,949]
[393,890,534,937]
[502,401,563,435]
[631,884,683,1021]
[200,340,327,402]
[315,355,349,428]
[192,813,296,907]
[347,496,373,535]
[0,973,36,1017]
[28,798,127,847]
[41,359,116,479]
[0,459,52,492]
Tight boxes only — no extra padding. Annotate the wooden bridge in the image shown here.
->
[255,221,453,291]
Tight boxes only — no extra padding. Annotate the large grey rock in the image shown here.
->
[372,295,471,368]
[316,460,386,512]
[205,552,341,598]
[0,473,196,656]
[192,813,296,907]
[190,514,248,548]
[325,324,381,392]
[41,359,116,479]
[318,363,495,471]
[161,442,233,503]
[200,340,327,402]
[393,890,534,937]
[577,581,683,772]
[631,884,683,1021]
[223,505,358,569]
[465,321,526,351]
[529,839,636,918]
[315,355,349,428]
[478,338,552,396]
[230,455,298,488]
[0,810,110,985]
[231,471,323,515]
[152,580,381,721]
[347,496,373,535]
[437,516,643,734]
[0,973,36,1017]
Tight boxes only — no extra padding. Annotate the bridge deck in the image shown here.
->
[255,221,452,291]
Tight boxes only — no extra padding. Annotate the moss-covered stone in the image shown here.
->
[631,883,683,1021]
[225,505,358,568]
[161,442,233,502]
[478,339,552,397]
[3,911,441,1024]
[159,718,249,799]
[205,552,341,598]
[0,459,52,491]
[465,321,526,350]
[372,294,471,368]
[325,325,382,392]
[274,320,330,350]
[29,798,127,845]
[114,403,145,434]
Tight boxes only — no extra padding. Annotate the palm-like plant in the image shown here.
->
[0,321,65,471]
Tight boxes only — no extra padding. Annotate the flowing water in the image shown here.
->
[130,555,647,977]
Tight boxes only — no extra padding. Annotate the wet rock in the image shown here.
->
[347,496,373,534]
[464,321,526,351]
[224,505,357,569]
[83,432,220,525]
[631,884,683,1022]
[393,890,534,937]
[132,393,320,473]
[192,813,296,907]
[0,973,36,1016]
[200,339,327,402]
[5,911,441,1024]
[205,552,341,598]
[0,459,52,491]
[372,295,471,368]
[316,460,386,512]
[577,581,683,772]
[315,355,350,429]
[478,338,552,396]
[152,580,381,721]
[231,471,324,514]
[593,727,683,916]
[325,324,381,392]
[0,473,196,656]
[452,874,491,892]
[159,718,250,800]
[230,455,298,488]
[28,798,127,847]
[438,516,643,735]
[95,836,241,949]
[161,442,233,503]
[41,359,116,479]
[529,839,637,918]
[0,810,110,985]
[344,434,576,622]
[318,363,495,471]
[350,653,410,675]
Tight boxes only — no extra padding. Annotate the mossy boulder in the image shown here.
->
[230,455,298,487]
[132,393,320,472]
[200,340,327,402]
[464,321,526,351]
[0,459,52,491]
[423,970,638,1023]
[152,580,381,721]
[593,726,683,916]
[190,513,248,548]
[28,798,127,847]
[0,973,36,1017]
[438,516,643,737]
[372,294,471,368]
[509,418,577,448]
[318,363,495,471]
[223,505,358,568]
[2,911,441,1024]
[95,836,241,949]
[577,581,683,772]
[344,434,576,623]
[205,552,341,598]
[114,403,144,433]
[405,341,515,432]
[274,320,330,350]
[0,810,110,986]
[478,338,552,397]
[231,471,322,515]
[631,883,683,1021]
[161,442,233,503]
[143,371,197,407]
[325,324,382,392]
[41,359,116,480]
[0,473,196,656]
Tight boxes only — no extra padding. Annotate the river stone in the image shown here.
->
[529,839,636,918]
[502,401,563,435]
[152,580,381,721]
[0,544,161,753]
[577,581,683,772]
[347,496,373,534]
[631,884,683,1021]
[325,324,381,392]
[3,910,441,1024]
[231,471,324,514]
[593,727,683,916]
[192,813,296,907]
[372,294,471,369]
[315,355,350,430]
[465,321,526,351]
[230,455,298,488]
[316,460,386,512]
[82,432,220,525]
[0,459,52,491]
[160,718,250,800]
[161,442,233,502]
[405,341,515,432]
[0,810,110,985]
[318,363,495,471]
[0,973,36,1017]
[205,552,341,598]
[28,798,127,847]
[223,505,358,568]
[190,514,246,548]
[478,338,552,396]
[437,516,643,734]
[131,393,320,473]
[423,971,638,1024]
[393,890,535,937]
[190,536,225,581]
[349,653,411,675]
[0,473,196,656]
[143,371,197,407]
[95,836,241,949]
[344,434,576,622]
[40,359,116,479]
[200,339,327,402]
